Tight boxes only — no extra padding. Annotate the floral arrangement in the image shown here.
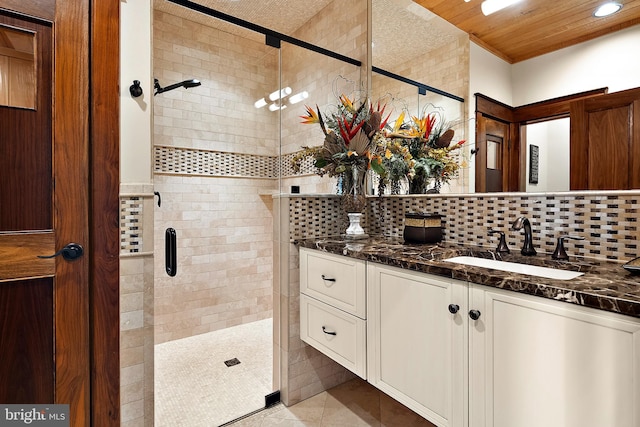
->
[293,95,386,177]
[385,110,466,193]
[372,131,415,195]
[293,94,465,200]
[293,95,388,211]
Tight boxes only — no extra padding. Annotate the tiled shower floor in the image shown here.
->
[155,318,273,427]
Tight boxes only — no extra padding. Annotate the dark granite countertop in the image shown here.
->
[296,236,640,319]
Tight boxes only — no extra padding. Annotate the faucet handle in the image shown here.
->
[488,230,510,253]
[552,235,585,260]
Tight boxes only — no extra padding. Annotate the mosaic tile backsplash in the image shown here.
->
[288,192,640,263]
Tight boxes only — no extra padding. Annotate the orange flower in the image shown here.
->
[339,94,355,113]
[300,105,319,124]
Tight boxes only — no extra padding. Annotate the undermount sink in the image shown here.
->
[444,256,584,281]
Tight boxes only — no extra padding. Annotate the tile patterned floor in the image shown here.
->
[227,378,437,427]
[155,318,273,427]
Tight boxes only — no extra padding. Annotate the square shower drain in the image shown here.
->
[224,357,241,367]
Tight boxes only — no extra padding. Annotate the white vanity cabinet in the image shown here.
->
[468,284,640,427]
[367,263,468,427]
[299,248,640,427]
[299,248,367,378]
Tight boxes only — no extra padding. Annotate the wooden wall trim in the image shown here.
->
[90,0,120,425]
[632,99,640,189]
[513,87,609,123]
[476,88,612,192]
[475,93,514,122]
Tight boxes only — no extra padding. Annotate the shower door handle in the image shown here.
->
[165,228,177,277]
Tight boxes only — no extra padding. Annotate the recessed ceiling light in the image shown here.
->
[593,2,623,17]
[481,0,522,16]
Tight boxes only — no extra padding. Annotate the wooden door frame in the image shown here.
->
[90,0,120,425]
[475,88,608,192]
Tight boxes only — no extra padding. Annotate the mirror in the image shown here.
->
[0,25,36,109]
[371,0,470,193]
[524,119,570,192]
[371,0,639,193]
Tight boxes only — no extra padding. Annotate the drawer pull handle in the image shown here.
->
[322,326,337,336]
[321,275,336,283]
[448,304,460,314]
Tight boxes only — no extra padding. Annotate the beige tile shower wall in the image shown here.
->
[372,35,469,111]
[120,255,154,427]
[153,175,274,344]
[154,10,279,156]
[154,10,279,344]
[280,0,368,195]
[120,184,155,427]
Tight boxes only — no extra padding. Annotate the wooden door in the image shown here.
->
[570,87,640,190]
[475,115,515,192]
[0,2,90,425]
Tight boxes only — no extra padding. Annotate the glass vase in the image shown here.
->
[341,165,368,239]
[341,165,366,213]
[409,168,428,194]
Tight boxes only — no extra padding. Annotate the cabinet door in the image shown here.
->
[367,264,467,427]
[469,285,640,427]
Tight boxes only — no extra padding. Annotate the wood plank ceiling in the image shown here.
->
[414,0,640,63]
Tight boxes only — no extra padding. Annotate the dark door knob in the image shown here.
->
[37,243,84,261]
[448,304,460,314]
[469,309,482,320]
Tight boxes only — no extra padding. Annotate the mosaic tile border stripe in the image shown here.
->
[120,196,143,253]
[288,193,640,262]
[280,151,317,177]
[154,146,320,178]
[154,145,278,178]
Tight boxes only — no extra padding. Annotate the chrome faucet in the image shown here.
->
[512,217,537,256]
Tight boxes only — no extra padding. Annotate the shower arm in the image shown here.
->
[154,78,201,96]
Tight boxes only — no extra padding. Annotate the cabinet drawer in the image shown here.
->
[300,248,366,318]
[300,294,366,379]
